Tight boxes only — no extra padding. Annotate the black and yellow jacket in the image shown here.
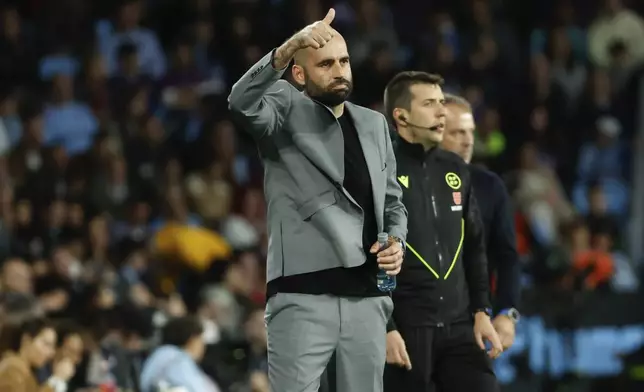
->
[389,138,492,328]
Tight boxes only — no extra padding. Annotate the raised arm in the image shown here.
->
[227,50,291,140]
[228,9,338,139]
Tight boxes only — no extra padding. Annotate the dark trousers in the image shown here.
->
[384,322,499,392]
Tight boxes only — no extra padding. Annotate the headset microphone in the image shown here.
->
[398,115,441,132]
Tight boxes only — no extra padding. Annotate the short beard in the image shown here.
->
[303,74,353,107]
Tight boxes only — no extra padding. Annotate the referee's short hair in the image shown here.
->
[384,71,444,125]
[444,93,472,112]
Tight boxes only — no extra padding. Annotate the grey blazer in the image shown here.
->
[228,50,407,282]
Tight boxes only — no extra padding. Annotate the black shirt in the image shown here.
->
[338,112,379,254]
[267,111,384,298]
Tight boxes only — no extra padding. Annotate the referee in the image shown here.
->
[441,93,521,347]
[383,71,502,392]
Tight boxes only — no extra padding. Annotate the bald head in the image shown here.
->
[293,33,346,66]
[293,49,306,66]
[291,34,353,108]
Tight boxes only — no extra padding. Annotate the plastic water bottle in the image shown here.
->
[376,232,397,292]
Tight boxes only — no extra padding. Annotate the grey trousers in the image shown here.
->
[265,293,393,392]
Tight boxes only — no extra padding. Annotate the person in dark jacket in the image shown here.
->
[440,93,521,350]
[381,71,502,392]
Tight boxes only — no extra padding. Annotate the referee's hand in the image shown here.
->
[371,240,404,276]
[386,330,412,370]
[474,312,504,359]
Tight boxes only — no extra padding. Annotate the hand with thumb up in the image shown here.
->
[272,8,338,69]
[292,8,337,50]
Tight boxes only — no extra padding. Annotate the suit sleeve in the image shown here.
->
[381,115,408,242]
[463,176,492,312]
[489,175,521,312]
[228,50,293,140]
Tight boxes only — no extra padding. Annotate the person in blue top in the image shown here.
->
[140,316,221,392]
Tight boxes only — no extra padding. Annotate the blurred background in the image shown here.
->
[0,0,643,391]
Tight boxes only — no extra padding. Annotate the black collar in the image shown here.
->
[396,135,440,161]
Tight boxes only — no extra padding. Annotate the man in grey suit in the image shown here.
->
[228,8,407,392]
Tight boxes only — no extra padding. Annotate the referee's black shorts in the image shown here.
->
[384,321,499,392]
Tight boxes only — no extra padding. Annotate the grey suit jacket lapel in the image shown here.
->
[292,95,345,185]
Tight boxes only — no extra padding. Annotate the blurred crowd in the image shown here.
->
[0,0,642,391]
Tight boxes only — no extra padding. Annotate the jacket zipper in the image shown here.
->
[423,160,445,328]
[431,194,444,272]
[423,161,444,273]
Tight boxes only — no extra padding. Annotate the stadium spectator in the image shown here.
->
[140,315,220,392]
[0,318,76,391]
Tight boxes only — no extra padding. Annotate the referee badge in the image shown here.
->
[445,172,461,190]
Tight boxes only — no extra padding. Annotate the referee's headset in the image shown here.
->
[397,115,440,132]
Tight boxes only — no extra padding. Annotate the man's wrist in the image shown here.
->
[389,236,405,254]
[473,307,493,318]
[272,41,297,70]
[497,308,521,324]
